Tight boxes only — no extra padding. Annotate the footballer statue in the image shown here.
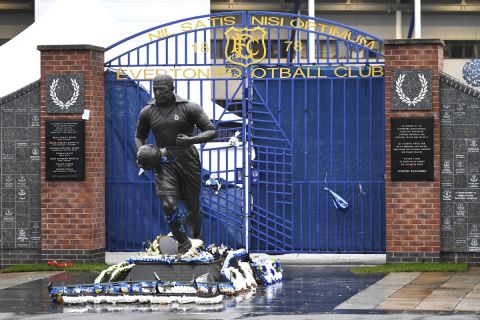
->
[135,75,216,255]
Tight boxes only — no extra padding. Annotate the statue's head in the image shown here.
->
[152,74,174,104]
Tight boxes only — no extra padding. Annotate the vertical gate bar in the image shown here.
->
[303,77,309,250]
[335,37,339,64]
[377,183,382,251]
[290,78,295,251]
[149,159,154,240]
[109,79,115,249]
[157,193,161,240]
[146,43,150,65]
[246,67,251,251]
[222,27,226,65]
[308,181,312,251]
[114,182,119,250]
[134,82,141,248]
[351,183,355,251]
[369,77,373,250]
[203,29,207,65]
[277,28,281,63]
[208,149,213,245]
[381,77,386,251]
[326,37,330,66]
[306,30,310,64]
[356,43,360,64]
[194,30,198,65]
[184,33,188,65]
[165,37,169,65]
[122,80,128,249]
[212,29,217,66]
[212,78,220,245]
[141,184,145,247]
[174,36,178,65]
[303,77,307,181]
[343,78,347,252]
[316,76,321,250]
[330,79,334,251]
[346,41,350,65]
[354,79,359,251]
[267,27,271,65]
[278,78,284,248]
[282,151,286,247]
[299,182,303,252]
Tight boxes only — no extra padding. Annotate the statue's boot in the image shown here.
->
[168,219,192,254]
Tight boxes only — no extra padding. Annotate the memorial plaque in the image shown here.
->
[441,80,480,253]
[391,117,434,181]
[46,120,85,181]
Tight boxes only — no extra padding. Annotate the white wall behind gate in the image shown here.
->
[0,0,209,97]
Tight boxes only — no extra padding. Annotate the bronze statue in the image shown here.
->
[135,75,216,254]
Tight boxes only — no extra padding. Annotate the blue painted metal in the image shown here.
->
[104,11,385,253]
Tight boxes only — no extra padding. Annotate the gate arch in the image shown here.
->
[104,11,385,253]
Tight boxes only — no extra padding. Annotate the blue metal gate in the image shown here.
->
[104,11,385,253]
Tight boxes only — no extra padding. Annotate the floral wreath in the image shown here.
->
[395,73,428,106]
[49,78,80,110]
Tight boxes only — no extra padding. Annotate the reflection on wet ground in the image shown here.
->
[0,266,385,315]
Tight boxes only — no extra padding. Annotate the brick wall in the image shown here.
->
[38,45,105,263]
[384,39,444,263]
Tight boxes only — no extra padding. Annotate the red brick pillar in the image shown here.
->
[385,39,444,263]
[38,45,105,262]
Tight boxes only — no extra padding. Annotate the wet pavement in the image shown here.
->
[1,266,480,319]
[337,267,480,313]
[0,266,384,317]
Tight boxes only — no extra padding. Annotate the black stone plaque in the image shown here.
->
[46,120,85,181]
[391,117,434,181]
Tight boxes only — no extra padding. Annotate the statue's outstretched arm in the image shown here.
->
[176,130,216,147]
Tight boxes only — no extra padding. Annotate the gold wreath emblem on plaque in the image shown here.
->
[225,26,267,67]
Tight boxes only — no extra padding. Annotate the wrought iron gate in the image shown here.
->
[104,11,385,253]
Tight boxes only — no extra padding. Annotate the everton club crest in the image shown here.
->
[225,26,267,68]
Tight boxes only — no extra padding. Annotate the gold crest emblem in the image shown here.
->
[225,26,267,67]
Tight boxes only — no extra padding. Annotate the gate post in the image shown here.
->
[38,45,105,262]
[384,39,444,263]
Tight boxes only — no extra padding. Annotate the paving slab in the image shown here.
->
[0,272,63,290]
[375,297,420,310]
[455,298,480,312]
[335,272,420,310]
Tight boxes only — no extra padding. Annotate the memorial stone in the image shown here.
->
[440,78,480,253]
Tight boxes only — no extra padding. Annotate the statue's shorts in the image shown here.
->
[154,145,201,199]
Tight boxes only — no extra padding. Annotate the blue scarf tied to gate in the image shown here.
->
[324,187,349,211]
